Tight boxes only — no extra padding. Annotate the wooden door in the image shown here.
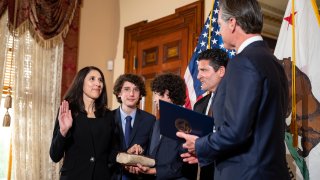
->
[124,1,204,114]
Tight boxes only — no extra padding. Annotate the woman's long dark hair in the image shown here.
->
[63,66,108,117]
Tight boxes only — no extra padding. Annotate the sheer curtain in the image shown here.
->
[0,0,80,178]
[0,10,63,179]
[12,30,63,180]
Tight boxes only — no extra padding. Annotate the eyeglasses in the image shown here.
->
[122,87,140,94]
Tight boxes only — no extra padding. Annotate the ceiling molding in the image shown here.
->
[260,2,285,39]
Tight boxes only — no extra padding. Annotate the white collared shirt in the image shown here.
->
[237,35,263,54]
[205,92,215,115]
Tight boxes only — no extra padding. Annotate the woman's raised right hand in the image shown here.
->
[58,100,73,137]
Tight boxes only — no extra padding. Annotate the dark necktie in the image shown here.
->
[124,116,132,148]
[149,121,160,158]
[123,116,133,180]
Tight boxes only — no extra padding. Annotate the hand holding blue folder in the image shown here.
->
[159,100,214,141]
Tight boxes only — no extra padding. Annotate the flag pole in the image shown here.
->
[291,0,298,148]
[197,2,216,178]
[311,0,320,26]
[207,0,215,49]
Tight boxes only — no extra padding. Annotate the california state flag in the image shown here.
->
[274,0,320,179]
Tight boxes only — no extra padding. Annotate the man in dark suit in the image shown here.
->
[194,48,229,180]
[112,74,155,180]
[130,73,197,179]
[177,0,290,179]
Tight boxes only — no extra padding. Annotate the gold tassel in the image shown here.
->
[3,111,11,127]
[4,95,12,109]
[3,95,12,127]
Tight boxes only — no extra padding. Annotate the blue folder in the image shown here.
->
[159,100,214,141]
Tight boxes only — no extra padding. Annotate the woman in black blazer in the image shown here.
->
[50,66,120,180]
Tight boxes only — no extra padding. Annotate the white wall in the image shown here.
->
[78,0,120,107]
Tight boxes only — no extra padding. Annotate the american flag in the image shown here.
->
[184,0,235,109]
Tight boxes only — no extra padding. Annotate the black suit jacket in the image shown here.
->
[50,109,118,180]
[193,94,214,180]
[112,107,155,179]
[194,94,211,115]
[195,41,289,180]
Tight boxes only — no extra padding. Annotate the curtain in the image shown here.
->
[0,0,7,18]
[6,0,79,44]
[0,0,80,179]
[10,29,63,179]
